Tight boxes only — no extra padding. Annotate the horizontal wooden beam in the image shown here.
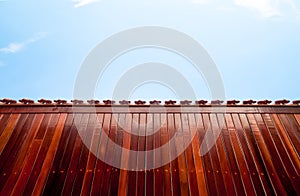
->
[1,105,300,114]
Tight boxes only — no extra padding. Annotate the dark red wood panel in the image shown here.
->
[0,105,299,195]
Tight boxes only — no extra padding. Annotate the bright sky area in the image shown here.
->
[0,0,299,101]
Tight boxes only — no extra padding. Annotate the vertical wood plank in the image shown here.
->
[286,114,300,152]
[225,114,256,195]
[210,114,236,196]
[22,114,60,195]
[160,113,172,196]
[204,114,227,195]
[100,113,116,196]
[10,140,42,195]
[255,113,297,194]
[145,113,154,196]
[0,114,11,136]
[0,113,29,190]
[167,113,181,196]
[181,113,200,196]
[3,114,44,195]
[153,113,163,196]
[203,114,228,195]
[278,114,300,155]
[61,114,89,195]
[108,114,123,196]
[127,113,138,196]
[71,113,97,195]
[32,113,67,195]
[262,114,300,192]
[217,114,246,196]
[174,113,189,196]
[231,114,268,195]
[187,113,208,196]
[10,114,53,195]
[0,114,20,154]
[35,114,52,140]
[239,114,274,195]
[80,113,103,195]
[0,114,29,166]
[89,113,109,195]
[136,113,146,196]
[46,114,82,195]
[117,113,132,196]
[294,114,300,126]
[195,113,217,195]
[272,114,300,175]
[247,113,287,195]
[41,114,75,194]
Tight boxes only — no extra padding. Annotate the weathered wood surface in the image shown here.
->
[0,106,299,195]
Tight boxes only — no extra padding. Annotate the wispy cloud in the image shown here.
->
[190,0,280,16]
[72,0,100,8]
[0,32,47,54]
[191,0,300,19]
[234,0,281,17]
[234,0,300,18]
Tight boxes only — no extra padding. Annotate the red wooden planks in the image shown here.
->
[22,114,60,195]
[278,114,300,156]
[188,113,208,195]
[181,113,200,196]
[0,114,34,194]
[0,114,11,136]
[225,114,256,195]
[174,113,190,196]
[100,113,116,195]
[153,113,163,196]
[0,105,299,195]
[168,113,181,196]
[262,114,300,193]
[0,114,30,190]
[80,113,102,195]
[210,114,236,196]
[247,113,287,195]
[145,113,154,196]
[72,114,97,195]
[108,114,123,195]
[61,114,89,195]
[32,114,68,195]
[0,114,20,155]
[45,114,83,195]
[232,114,269,195]
[195,113,218,195]
[117,113,132,196]
[10,114,52,195]
[239,113,274,195]
[136,113,146,196]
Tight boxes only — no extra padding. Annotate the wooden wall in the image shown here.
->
[0,106,299,195]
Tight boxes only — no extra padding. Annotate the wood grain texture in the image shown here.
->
[0,105,299,195]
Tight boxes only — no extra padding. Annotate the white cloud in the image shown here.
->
[0,32,47,54]
[234,0,281,17]
[286,0,300,10]
[191,0,300,18]
[190,0,281,17]
[72,0,100,8]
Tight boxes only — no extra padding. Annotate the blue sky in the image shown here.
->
[0,0,300,101]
